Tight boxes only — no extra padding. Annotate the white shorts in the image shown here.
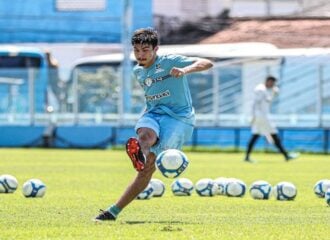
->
[251,117,278,135]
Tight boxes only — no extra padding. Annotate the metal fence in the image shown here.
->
[67,54,330,127]
[0,56,330,127]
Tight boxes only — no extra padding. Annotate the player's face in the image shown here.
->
[133,43,158,68]
[265,79,275,89]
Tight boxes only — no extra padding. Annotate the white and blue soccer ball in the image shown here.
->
[195,178,218,197]
[226,178,246,197]
[171,178,194,196]
[249,180,272,200]
[156,149,189,178]
[325,188,330,206]
[0,174,18,193]
[313,179,330,198]
[214,177,229,195]
[273,182,297,201]
[136,183,154,200]
[22,179,46,198]
[149,178,165,197]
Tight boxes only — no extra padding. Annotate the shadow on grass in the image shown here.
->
[123,221,199,225]
[125,220,182,225]
[125,221,187,232]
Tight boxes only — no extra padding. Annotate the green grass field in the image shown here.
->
[0,148,329,240]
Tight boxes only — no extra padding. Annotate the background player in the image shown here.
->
[244,76,299,163]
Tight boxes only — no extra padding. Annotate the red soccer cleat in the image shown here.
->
[126,137,146,171]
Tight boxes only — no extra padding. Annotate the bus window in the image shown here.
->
[68,56,144,114]
[0,56,41,68]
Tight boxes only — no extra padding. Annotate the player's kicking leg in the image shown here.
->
[126,137,146,171]
[93,152,156,222]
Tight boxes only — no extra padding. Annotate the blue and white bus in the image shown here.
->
[0,45,51,121]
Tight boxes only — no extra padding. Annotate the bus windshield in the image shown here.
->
[0,56,41,68]
[69,60,144,114]
[0,47,49,117]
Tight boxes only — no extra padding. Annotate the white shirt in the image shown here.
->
[252,83,278,118]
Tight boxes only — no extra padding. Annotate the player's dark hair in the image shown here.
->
[131,27,158,48]
[266,76,277,82]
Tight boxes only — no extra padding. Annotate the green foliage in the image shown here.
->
[0,149,329,240]
[75,66,145,113]
[77,67,119,113]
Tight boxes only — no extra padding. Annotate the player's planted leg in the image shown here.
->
[94,209,117,222]
[244,134,259,163]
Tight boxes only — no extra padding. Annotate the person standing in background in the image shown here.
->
[244,76,299,163]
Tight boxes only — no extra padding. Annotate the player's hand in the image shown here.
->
[170,67,185,78]
[273,86,279,95]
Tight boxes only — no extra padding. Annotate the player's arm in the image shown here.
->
[170,58,213,78]
[266,86,279,102]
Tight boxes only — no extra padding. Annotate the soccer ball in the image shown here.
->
[156,149,189,178]
[171,178,194,196]
[22,179,46,198]
[214,177,230,195]
[226,178,246,197]
[249,180,272,200]
[136,183,154,200]
[195,178,218,197]
[0,174,18,193]
[149,178,165,197]
[273,182,297,200]
[325,188,330,206]
[313,179,330,198]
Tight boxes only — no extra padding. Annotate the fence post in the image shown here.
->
[324,128,329,154]
[28,68,35,126]
[192,127,198,151]
[317,65,323,127]
[234,127,240,152]
[119,0,133,126]
[212,67,219,125]
[72,68,80,125]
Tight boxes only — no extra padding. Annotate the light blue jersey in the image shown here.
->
[133,54,197,125]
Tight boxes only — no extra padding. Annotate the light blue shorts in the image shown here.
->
[135,112,194,156]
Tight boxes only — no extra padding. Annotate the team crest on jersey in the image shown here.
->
[144,77,153,87]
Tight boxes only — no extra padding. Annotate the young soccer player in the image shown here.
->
[244,76,299,163]
[94,28,213,221]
